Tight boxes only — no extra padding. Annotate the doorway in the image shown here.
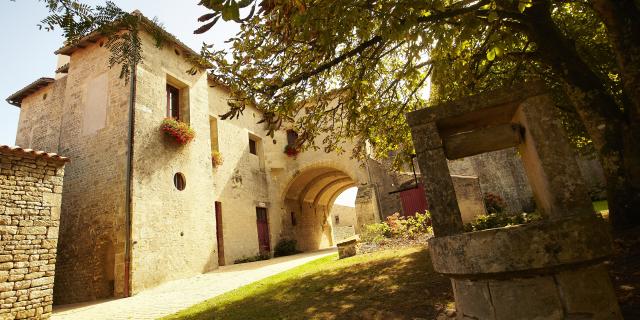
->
[256,207,270,255]
[215,202,225,266]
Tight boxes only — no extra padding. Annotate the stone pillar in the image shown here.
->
[513,94,594,218]
[409,122,463,237]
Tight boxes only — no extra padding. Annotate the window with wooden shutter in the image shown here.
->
[166,84,180,120]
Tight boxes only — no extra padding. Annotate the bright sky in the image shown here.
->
[0,0,239,146]
[334,187,357,207]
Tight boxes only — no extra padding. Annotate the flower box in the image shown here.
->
[161,118,195,145]
[284,144,300,157]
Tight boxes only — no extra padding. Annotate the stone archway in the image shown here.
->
[281,166,357,252]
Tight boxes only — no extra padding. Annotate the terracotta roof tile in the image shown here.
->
[0,145,69,165]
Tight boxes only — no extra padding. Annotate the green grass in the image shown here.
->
[163,247,452,320]
[593,200,609,213]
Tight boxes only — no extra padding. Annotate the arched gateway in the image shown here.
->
[279,164,375,252]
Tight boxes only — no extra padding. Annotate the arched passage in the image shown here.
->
[282,167,356,252]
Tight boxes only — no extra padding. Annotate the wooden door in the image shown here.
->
[399,184,429,217]
[256,207,271,254]
[215,202,225,266]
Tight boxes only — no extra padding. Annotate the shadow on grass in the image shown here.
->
[168,247,452,320]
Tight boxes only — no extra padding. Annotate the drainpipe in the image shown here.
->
[123,59,137,297]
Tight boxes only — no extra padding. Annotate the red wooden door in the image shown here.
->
[215,202,225,266]
[256,207,271,254]
[399,184,429,217]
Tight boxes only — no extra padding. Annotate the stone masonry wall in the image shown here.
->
[51,41,130,304]
[0,150,66,319]
[130,31,218,293]
[15,79,66,153]
[448,148,535,214]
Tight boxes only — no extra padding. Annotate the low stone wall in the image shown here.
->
[333,226,356,242]
[0,147,67,319]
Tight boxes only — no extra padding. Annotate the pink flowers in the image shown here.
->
[284,144,299,157]
[161,118,195,145]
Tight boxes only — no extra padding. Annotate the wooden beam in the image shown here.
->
[443,123,523,160]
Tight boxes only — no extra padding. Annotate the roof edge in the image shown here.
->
[5,77,55,108]
[0,145,70,165]
[55,10,212,69]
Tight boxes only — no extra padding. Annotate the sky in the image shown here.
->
[0,1,358,207]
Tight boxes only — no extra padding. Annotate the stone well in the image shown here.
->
[406,82,622,319]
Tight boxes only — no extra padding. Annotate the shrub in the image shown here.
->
[234,253,270,264]
[484,192,507,213]
[464,211,543,232]
[404,211,433,239]
[161,118,195,145]
[211,150,223,167]
[360,222,392,244]
[360,211,433,244]
[274,239,299,257]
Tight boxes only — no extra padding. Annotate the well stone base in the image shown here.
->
[429,215,622,320]
[451,263,620,319]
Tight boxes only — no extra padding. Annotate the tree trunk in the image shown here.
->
[524,2,640,231]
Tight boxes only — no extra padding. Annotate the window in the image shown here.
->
[335,215,340,224]
[166,84,180,120]
[290,212,297,226]
[174,173,186,191]
[249,138,257,155]
[286,129,299,147]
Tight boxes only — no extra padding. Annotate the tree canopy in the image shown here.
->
[35,0,640,230]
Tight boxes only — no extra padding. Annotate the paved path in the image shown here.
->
[52,248,337,320]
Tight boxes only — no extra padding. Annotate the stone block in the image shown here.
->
[0,283,14,293]
[453,279,494,319]
[489,276,563,320]
[337,237,358,259]
[0,227,17,236]
[0,263,13,271]
[13,281,30,291]
[18,227,46,235]
[30,277,54,288]
[28,289,52,300]
[46,227,58,239]
[555,264,622,319]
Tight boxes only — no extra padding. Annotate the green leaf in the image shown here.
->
[518,3,526,13]
[486,49,496,61]
[488,11,499,22]
[494,46,504,57]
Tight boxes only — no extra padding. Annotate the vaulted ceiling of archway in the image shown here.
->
[285,167,356,206]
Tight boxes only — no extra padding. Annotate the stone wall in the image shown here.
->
[208,85,272,265]
[130,32,218,294]
[51,41,131,304]
[0,147,67,319]
[15,79,66,153]
[448,148,535,214]
[330,204,356,242]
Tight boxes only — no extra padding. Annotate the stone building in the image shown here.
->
[0,145,67,319]
[330,204,357,242]
[5,13,380,304]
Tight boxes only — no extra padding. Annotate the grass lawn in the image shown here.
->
[163,246,453,320]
